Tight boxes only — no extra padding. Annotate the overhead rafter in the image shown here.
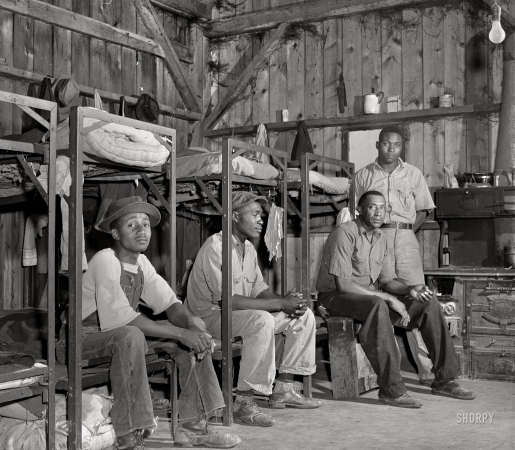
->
[203,23,288,132]
[133,0,202,114]
[206,0,442,38]
[0,0,194,64]
[151,0,211,21]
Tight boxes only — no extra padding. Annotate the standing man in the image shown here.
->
[186,192,320,428]
[316,191,475,408]
[355,125,435,385]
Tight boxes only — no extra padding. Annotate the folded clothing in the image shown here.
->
[286,168,350,195]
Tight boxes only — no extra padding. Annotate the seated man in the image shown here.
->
[78,196,240,449]
[186,192,320,428]
[315,190,476,408]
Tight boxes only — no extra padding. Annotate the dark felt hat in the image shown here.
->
[54,78,80,113]
[95,196,161,233]
[134,94,160,123]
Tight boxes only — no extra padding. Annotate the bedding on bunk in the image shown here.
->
[43,109,170,167]
[286,168,350,195]
[176,151,279,180]
[0,164,35,197]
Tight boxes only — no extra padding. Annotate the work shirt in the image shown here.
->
[355,158,435,224]
[82,248,179,332]
[185,231,269,319]
[315,218,395,293]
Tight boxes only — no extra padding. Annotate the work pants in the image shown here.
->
[81,325,224,437]
[318,291,459,398]
[203,309,317,396]
[382,227,434,379]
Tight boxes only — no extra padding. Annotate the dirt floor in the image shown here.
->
[146,338,515,450]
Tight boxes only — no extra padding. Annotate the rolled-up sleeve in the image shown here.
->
[413,170,435,212]
[140,256,180,314]
[327,229,354,280]
[201,245,224,303]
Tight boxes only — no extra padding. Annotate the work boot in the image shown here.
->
[431,380,476,400]
[233,395,275,427]
[269,380,321,409]
[116,429,146,450]
[378,390,422,408]
[174,423,241,448]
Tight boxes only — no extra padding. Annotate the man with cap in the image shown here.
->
[186,191,320,428]
[81,196,240,449]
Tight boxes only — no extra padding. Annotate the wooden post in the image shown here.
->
[326,316,359,399]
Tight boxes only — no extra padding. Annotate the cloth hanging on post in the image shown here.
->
[289,120,317,170]
[264,203,283,261]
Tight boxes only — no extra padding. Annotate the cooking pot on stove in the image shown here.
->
[463,172,493,185]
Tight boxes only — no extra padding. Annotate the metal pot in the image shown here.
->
[463,172,493,184]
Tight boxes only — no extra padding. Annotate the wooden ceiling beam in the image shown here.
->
[133,0,202,114]
[0,0,194,64]
[151,0,211,21]
[206,0,442,38]
[203,23,288,132]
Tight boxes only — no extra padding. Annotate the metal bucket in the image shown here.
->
[503,245,515,268]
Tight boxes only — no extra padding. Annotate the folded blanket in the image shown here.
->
[286,168,350,195]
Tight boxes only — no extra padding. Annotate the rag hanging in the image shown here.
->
[336,207,353,225]
[264,203,283,261]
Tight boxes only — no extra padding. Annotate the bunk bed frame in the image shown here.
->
[65,106,177,448]
[287,152,355,397]
[177,138,288,425]
[0,90,57,449]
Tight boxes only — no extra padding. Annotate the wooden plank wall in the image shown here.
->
[207,1,508,292]
[0,0,204,309]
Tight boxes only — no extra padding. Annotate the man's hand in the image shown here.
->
[281,290,307,317]
[385,296,410,327]
[179,329,213,354]
[409,284,433,303]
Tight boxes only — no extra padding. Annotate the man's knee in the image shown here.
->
[113,326,146,349]
[243,310,275,334]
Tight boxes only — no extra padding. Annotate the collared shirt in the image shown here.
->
[81,248,179,332]
[315,218,395,293]
[185,231,269,319]
[355,158,435,224]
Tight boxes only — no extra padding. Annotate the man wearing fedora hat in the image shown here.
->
[81,196,240,449]
[186,192,320,429]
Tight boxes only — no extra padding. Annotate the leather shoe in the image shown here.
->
[269,385,321,409]
[431,380,476,400]
[116,429,146,450]
[378,390,422,408]
[233,395,275,427]
[419,377,435,387]
[174,425,241,448]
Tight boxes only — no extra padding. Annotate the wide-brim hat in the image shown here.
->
[54,78,80,114]
[95,196,161,233]
[232,191,268,211]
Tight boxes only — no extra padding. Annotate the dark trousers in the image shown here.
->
[318,291,460,398]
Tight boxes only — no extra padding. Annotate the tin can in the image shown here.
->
[281,109,289,122]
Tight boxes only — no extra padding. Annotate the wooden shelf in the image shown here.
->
[204,103,501,138]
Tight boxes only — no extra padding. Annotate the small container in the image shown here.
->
[281,109,289,122]
[503,245,515,268]
[439,94,454,107]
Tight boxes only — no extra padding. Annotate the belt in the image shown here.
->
[381,222,413,230]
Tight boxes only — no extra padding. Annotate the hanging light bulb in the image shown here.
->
[489,1,506,44]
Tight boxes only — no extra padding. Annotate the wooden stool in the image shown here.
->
[326,316,379,399]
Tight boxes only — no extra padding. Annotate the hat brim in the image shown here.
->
[95,202,161,233]
[233,195,269,212]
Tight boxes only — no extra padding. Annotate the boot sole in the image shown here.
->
[269,401,320,409]
[234,416,275,427]
[378,398,422,408]
[431,390,476,400]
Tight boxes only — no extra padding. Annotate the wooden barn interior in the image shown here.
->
[0,0,514,449]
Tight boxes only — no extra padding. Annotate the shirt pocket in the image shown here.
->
[351,254,369,276]
[396,180,415,212]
